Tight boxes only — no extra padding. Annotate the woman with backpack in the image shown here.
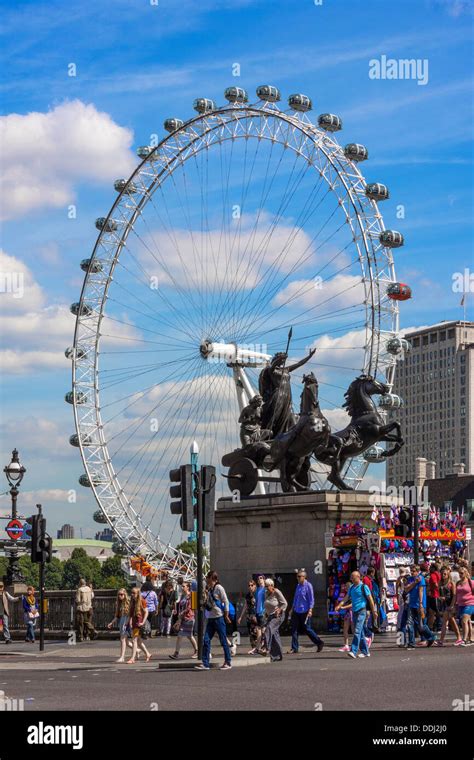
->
[195,571,232,671]
[335,571,377,659]
[455,567,474,645]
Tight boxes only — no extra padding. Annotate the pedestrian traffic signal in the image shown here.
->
[395,507,413,537]
[169,464,194,532]
[201,465,216,533]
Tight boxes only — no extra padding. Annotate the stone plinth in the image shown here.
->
[211,490,403,629]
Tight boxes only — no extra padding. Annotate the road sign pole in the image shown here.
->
[195,471,204,660]
[37,504,45,652]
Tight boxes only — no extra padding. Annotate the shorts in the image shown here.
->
[428,597,440,614]
[458,605,474,618]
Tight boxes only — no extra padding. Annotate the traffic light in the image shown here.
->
[395,507,413,537]
[169,464,194,532]
[39,533,53,563]
[24,514,41,562]
[201,465,216,533]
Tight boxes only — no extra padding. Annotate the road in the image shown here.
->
[0,634,472,711]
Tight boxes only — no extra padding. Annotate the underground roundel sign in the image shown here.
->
[6,519,23,541]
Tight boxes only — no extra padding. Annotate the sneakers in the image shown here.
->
[358,653,370,658]
[219,662,232,670]
[346,651,357,659]
[416,641,428,647]
[338,645,350,652]
[454,639,464,646]
[194,664,210,670]
[169,653,179,660]
[287,649,298,654]
[317,641,324,653]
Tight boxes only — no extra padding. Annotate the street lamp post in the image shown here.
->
[3,449,26,585]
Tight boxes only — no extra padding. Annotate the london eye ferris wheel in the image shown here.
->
[66,84,410,578]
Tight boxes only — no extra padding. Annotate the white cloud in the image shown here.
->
[273,274,365,311]
[0,100,135,220]
[0,249,45,312]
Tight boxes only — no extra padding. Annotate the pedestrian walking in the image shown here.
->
[396,569,410,647]
[195,571,232,671]
[455,567,474,646]
[255,574,266,633]
[22,586,39,643]
[140,579,158,639]
[169,582,198,659]
[335,582,352,652]
[427,562,442,631]
[405,565,436,648]
[237,578,261,654]
[437,566,462,646]
[0,581,19,645]
[288,569,324,654]
[158,580,176,637]
[127,587,151,663]
[107,588,134,663]
[75,579,97,642]
[263,578,287,662]
[336,571,377,659]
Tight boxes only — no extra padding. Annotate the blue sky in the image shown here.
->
[0,0,473,543]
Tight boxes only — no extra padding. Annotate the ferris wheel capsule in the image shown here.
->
[65,346,86,360]
[378,393,404,409]
[386,337,411,355]
[380,230,404,248]
[387,282,412,301]
[79,474,106,487]
[224,86,248,103]
[80,258,103,273]
[256,85,281,102]
[70,302,92,317]
[344,143,368,162]
[95,217,119,232]
[365,183,389,201]
[193,98,216,114]
[288,93,312,112]
[318,113,342,132]
[137,145,153,159]
[164,118,184,133]
[363,445,386,463]
[65,391,87,405]
[69,433,92,448]
[114,179,138,194]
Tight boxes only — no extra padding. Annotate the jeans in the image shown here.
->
[25,619,36,642]
[351,608,369,656]
[291,611,323,652]
[2,614,11,641]
[202,616,231,667]
[407,607,435,645]
[399,607,409,645]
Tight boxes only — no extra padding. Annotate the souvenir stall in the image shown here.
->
[374,505,467,632]
[326,505,467,633]
[326,522,385,632]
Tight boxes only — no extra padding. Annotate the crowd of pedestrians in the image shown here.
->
[1,559,472,666]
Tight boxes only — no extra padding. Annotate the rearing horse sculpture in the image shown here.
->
[315,374,404,491]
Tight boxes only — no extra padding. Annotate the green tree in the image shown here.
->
[175,539,197,556]
[99,555,128,589]
[0,556,8,582]
[44,557,64,590]
[61,548,102,589]
[18,555,39,587]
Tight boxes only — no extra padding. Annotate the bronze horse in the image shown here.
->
[315,375,404,490]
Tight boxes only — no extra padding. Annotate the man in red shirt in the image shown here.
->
[427,562,441,631]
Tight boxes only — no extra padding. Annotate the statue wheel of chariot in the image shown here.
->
[68,85,409,574]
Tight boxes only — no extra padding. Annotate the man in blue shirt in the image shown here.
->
[405,565,436,648]
[255,574,266,627]
[288,570,324,653]
[336,571,377,659]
